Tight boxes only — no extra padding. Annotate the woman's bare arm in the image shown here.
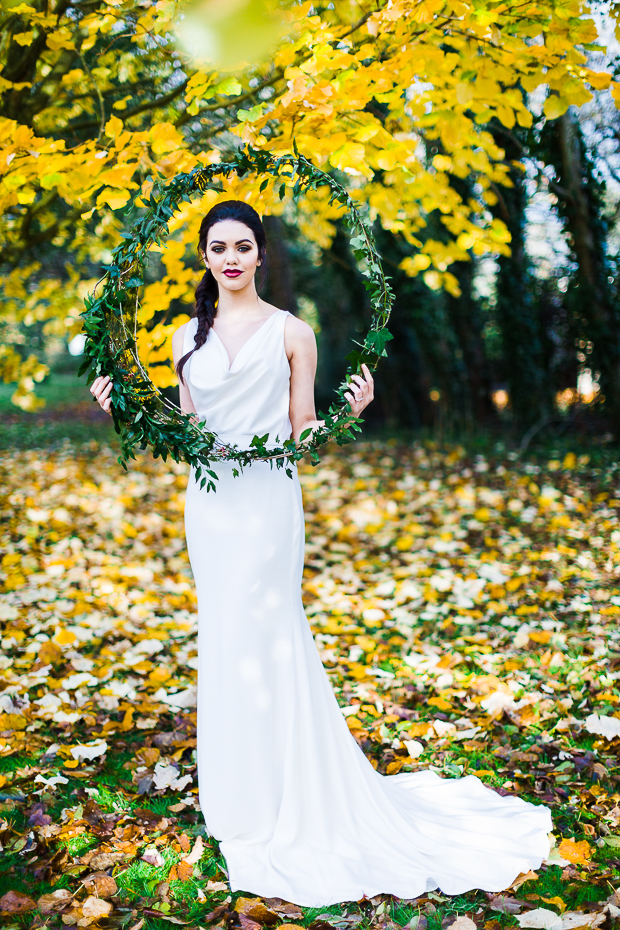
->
[287,316,321,441]
[171,323,198,416]
[285,315,373,443]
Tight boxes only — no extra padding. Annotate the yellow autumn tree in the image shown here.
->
[0,0,616,405]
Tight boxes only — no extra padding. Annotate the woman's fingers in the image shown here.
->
[353,366,374,392]
[90,375,113,414]
[350,375,368,396]
[90,375,109,396]
[345,364,374,413]
[361,363,374,391]
[350,367,374,396]
[100,382,113,412]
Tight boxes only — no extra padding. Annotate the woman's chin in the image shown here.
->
[218,275,251,291]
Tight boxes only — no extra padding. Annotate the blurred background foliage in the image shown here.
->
[266,100,620,446]
[2,0,620,449]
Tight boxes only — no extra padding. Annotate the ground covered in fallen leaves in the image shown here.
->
[1,441,620,930]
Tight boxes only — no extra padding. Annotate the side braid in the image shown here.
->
[176,269,218,385]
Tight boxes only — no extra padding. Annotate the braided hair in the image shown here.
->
[176,200,267,384]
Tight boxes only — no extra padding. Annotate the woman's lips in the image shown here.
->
[223,270,243,277]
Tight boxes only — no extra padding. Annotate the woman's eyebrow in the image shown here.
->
[209,239,253,245]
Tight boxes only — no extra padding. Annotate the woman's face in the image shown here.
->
[204,219,261,291]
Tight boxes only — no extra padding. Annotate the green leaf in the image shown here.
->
[212,77,243,96]
[365,329,393,355]
[237,104,264,123]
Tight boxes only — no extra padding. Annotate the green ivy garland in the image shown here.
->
[81,146,394,491]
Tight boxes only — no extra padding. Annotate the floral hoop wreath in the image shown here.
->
[81,146,394,492]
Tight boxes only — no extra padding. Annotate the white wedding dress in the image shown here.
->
[183,309,552,907]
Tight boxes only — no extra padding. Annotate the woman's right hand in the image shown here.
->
[90,375,113,414]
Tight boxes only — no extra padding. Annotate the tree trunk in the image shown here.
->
[445,258,496,429]
[262,215,298,315]
[555,110,620,430]
[491,125,554,428]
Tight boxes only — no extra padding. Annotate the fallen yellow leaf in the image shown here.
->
[510,870,538,891]
[558,838,592,865]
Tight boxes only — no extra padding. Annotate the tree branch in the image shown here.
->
[66,78,190,133]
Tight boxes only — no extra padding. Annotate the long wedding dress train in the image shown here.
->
[183,310,551,907]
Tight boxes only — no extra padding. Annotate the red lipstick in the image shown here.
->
[223,270,243,277]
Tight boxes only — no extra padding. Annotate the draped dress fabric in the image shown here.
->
[183,309,552,907]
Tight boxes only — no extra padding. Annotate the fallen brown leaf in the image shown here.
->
[81,895,113,921]
[81,870,118,898]
[182,833,204,865]
[203,904,232,924]
[265,901,304,920]
[37,888,74,915]
[234,897,280,926]
[176,859,194,882]
[374,917,401,930]
[82,849,126,870]
[0,890,37,915]
[142,846,166,868]
[206,880,229,892]
[510,870,538,891]
[39,640,62,665]
[142,909,188,924]
[488,894,523,914]
[136,746,161,768]
[445,918,477,930]
[155,881,171,901]
[238,915,263,930]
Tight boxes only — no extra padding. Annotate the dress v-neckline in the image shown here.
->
[210,310,281,373]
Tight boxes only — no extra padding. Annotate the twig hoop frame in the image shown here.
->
[81,146,394,491]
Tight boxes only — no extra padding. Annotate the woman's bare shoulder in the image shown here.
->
[171,320,194,363]
[172,320,192,339]
[284,312,316,361]
[171,319,193,347]
[284,312,315,341]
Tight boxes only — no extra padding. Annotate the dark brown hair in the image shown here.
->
[176,200,267,384]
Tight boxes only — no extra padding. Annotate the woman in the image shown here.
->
[91,200,551,907]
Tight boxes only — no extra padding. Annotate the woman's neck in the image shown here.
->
[215,281,262,320]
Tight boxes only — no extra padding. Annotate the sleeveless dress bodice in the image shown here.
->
[183,308,552,907]
[183,309,292,449]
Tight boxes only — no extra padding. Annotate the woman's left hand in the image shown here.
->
[344,363,374,416]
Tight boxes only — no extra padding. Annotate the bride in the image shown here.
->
[91,199,551,907]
